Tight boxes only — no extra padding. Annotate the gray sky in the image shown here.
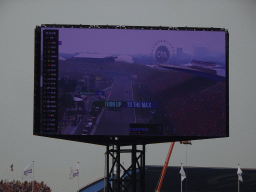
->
[0,0,256,191]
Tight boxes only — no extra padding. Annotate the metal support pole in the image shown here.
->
[186,145,187,192]
[32,161,34,192]
[107,144,110,192]
[181,170,182,192]
[132,143,136,192]
[111,145,114,189]
[181,163,184,192]
[238,176,239,192]
[238,163,240,192]
[122,162,124,192]
[141,144,145,192]
[140,145,143,192]
[117,144,121,192]
[104,147,106,192]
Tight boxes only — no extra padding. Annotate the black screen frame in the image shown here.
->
[34,24,229,146]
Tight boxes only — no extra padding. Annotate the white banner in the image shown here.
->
[23,163,33,179]
[237,166,243,182]
[70,164,79,179]
[179,166,186,181]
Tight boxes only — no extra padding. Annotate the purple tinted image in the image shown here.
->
[41,27,227,137]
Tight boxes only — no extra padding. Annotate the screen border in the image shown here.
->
[34,24,229,146]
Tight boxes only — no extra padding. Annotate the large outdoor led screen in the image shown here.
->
[34,25,228,145]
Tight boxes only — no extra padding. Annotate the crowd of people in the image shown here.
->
[0,180,51,192]
[167,81,226,136]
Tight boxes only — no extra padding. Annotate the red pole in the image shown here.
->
[156,142,175,192]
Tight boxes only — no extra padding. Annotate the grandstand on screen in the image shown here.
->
[78,166,256,192]
[66,53,117,63]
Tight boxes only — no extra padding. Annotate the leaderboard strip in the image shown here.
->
[42,30,59,133]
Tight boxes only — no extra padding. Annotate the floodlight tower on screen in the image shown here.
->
[34,25,229,146]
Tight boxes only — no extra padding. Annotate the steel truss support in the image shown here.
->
[105,141,146,192]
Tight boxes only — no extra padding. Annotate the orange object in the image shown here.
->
[155,142,175,192]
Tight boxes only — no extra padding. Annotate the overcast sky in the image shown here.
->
[0,0,256,191]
